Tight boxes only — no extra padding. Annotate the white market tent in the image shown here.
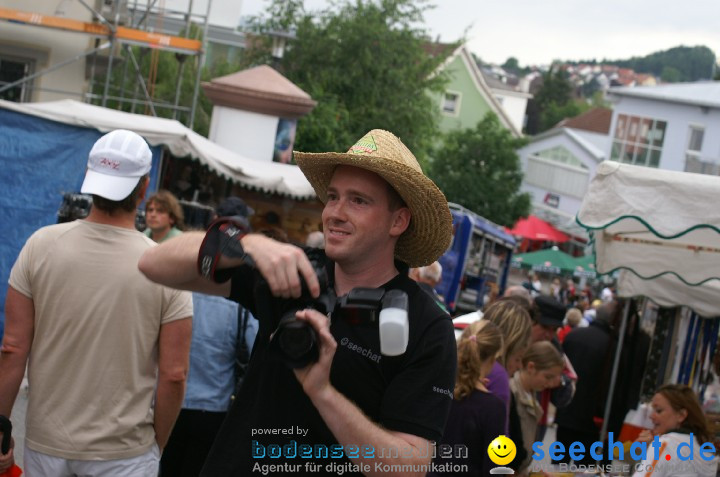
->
[577,160,720,317]
[0,99,316,200]
[576,160,720,442]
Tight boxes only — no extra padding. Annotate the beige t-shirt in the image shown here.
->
[9,220,193,460]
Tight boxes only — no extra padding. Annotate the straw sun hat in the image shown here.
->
[293,129,452,267]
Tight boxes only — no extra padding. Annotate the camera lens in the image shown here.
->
[278,320,315,360]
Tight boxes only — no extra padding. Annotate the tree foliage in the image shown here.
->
[243,0,454,163]
[608,45,716,82]
[525,67,586,135]
[429,114,530,227]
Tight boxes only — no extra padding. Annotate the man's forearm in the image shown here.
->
[310,387,431,477]
[0,352,26,417]
[153,379,185,450]
[138,232,205,288]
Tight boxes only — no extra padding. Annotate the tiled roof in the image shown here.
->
[202,65,316,118]
[557,107,612,134]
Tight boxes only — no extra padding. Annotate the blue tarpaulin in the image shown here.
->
[0,107,161,338]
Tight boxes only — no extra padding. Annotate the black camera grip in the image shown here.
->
[0,415,11,455]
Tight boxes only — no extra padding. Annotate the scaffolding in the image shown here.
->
[0,0,212,129]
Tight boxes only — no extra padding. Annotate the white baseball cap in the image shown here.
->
[81,129,152,201]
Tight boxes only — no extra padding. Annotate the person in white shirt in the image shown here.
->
[633,384,719,477]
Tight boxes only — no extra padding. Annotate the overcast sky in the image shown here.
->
[238,0,720,66]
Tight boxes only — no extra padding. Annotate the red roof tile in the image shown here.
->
[557,107,612,134]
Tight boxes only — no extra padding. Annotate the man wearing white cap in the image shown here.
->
[0,130,192,476]
[139,130,457,476]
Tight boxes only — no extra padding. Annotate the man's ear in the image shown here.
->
[389,207,411,238]
[137,176,150,203]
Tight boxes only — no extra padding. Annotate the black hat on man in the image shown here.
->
[217,196,254,219]
[534,295,565,329]
[216,196,254,232]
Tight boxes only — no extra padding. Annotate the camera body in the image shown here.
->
[268,249,333,368]
[197,220,410,369]
[268,250,409,368]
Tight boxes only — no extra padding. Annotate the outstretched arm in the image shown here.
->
[139,232,320,299]
[293,309,431,477]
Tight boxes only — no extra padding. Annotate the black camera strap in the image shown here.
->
[235,307,251,382]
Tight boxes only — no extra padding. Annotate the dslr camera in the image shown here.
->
[267,247,410,368]
[198,218,410,369]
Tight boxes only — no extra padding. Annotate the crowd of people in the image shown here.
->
[0,127,717,477]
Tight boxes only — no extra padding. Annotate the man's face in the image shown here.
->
[145,200,173,233]
[322,166,409,267]
[531,322,557,342]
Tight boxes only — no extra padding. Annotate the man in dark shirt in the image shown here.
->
[139,130,457,476]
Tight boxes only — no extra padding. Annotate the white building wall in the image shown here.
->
[609,96,720,171]
[572,129,611,156]
[493,92,528,133]
[517,132,601,219]
[209,106,278,162]
[0,1,92,102]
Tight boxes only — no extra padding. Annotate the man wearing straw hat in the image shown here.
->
[139,130,457,476]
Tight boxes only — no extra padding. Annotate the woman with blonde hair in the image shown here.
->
[632,384,719,476]
[429,320,505,476]
[510,341,565,474]
[483,298,533,425]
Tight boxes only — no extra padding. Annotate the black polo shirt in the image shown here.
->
[200,252,457,476]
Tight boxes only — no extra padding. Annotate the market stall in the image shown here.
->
[576,160,720,440]
[0,99,321,332]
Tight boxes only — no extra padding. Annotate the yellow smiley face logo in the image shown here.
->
[488,435,516,466]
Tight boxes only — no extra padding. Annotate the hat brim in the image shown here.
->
[294,151,452,267]
[536,317,563,329]
[81,169,142,201]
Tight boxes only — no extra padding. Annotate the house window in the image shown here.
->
[0,55,33,102]
[684,126,720,175]
[610,114,666,168]
[536,146,588,169]
[442,92,460,115]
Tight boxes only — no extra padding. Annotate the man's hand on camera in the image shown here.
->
[293,308,336,400]
[239,235,320,299]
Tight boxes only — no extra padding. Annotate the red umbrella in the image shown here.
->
[507,215,569,243]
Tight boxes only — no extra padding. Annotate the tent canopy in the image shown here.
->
[512,248,595,277]
[507,215,569,243]
[512,248,577,274]
[0,99,316,200]
[577,160,720,317]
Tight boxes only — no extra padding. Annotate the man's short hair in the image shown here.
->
[92,174,149,214]
[386,183,408,212]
